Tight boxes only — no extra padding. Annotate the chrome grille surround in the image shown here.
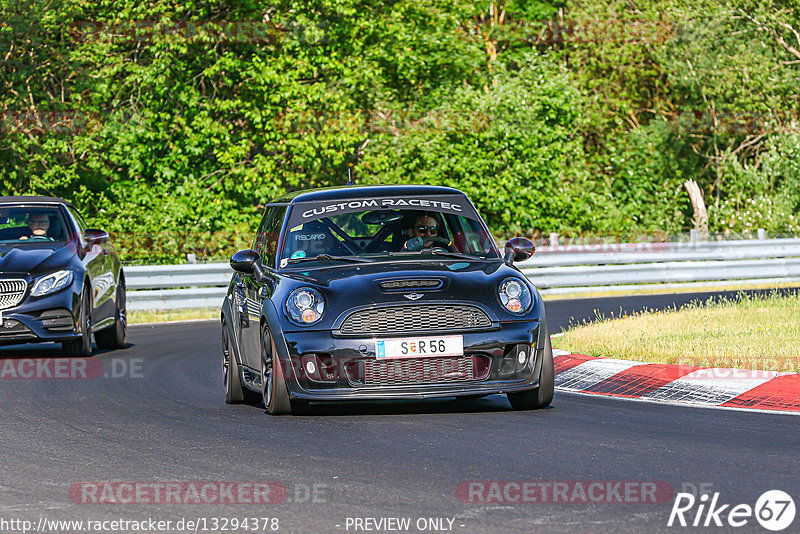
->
[339,304,492,335]
[0,279,27,310]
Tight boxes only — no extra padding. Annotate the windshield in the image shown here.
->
[0,205,69,244]
[279,206,499,266]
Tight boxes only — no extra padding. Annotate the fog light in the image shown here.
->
[517,350,527,364]
[305,360,317,375]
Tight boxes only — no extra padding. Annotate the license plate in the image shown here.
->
[376,335,464,359]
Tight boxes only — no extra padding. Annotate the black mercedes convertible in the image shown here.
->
[0,196,127,355]
[221,185,553,414]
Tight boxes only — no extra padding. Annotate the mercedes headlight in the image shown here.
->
[285,287,326,326]
[31,270,74,297]
[498,278,532,314]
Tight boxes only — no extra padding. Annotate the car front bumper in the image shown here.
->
[0,288,80,346]
[278,321,543,401]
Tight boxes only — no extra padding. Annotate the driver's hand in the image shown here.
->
[20,236,28,240]
[403,237,423,251]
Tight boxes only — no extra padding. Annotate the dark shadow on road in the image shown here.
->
[239,394,558,417]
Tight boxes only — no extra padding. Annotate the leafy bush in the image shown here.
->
[1,0,798,262]
[361,55,599,235]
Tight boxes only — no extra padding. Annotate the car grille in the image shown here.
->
[358,356,474,386]
[0,319,35,339]
[0,279,27,310]
[39,309,74,332]
[379,279,442,290]
[339,305,492,335]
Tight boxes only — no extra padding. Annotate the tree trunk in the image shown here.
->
[684,179,709,238]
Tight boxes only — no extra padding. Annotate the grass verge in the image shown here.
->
[129,308,218,324]
[541,280,800,301]
[552,291,800,372]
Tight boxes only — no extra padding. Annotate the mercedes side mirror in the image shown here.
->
[230,249,265,278]
[84,228,109,245]
[504,237,535,265]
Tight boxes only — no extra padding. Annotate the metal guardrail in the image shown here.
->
[126,264,230,310]
[125,236,800,309]
[518,237,800,294]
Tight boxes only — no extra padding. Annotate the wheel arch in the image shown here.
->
[70,275,92,322]
[259,299,291,369]
[220,295,246,367]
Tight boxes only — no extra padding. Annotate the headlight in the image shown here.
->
[498,278,532,314]
[31,270,74,297]
[285,287,325,326]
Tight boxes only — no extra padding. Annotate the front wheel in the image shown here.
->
[261,329,292,415]
[222,319,259,404]
[63,289,92,356]
[95,279,127,349]
[507,326,554,410]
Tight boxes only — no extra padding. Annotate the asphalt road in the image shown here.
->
[1,290,798,534]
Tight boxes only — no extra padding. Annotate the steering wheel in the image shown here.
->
[422,235,450,249]
[27,235,54,241]
[422,235,453,252]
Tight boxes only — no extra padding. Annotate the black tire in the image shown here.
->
[261,328,292,415]
[95,278,127,350]
[223,319,246,404]
[63,288,92,356]
[507,326,554,410]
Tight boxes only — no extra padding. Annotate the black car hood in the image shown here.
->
[0,243,77,276]
[281,258,506,285]
[278,258,530,324]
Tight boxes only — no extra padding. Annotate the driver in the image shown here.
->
[403,213,446,251]
[19,212,51,240]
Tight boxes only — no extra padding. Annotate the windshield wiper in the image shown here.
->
[427,250,486,261]
[389,250,484,261]
[287,254,373,264]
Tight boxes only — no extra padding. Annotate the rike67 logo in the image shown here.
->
[668,490,795,531]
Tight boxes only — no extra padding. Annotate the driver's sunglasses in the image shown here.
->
[416,225,437,235]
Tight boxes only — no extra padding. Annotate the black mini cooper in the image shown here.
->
[221,185,553,414]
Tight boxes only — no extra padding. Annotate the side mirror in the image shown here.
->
[84,228,109,245]
[504,237,535,265]
[230,249,262,275]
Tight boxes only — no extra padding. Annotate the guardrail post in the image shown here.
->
[689,229,698,246]
[757,228,766,240]
[549,232,559,249]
